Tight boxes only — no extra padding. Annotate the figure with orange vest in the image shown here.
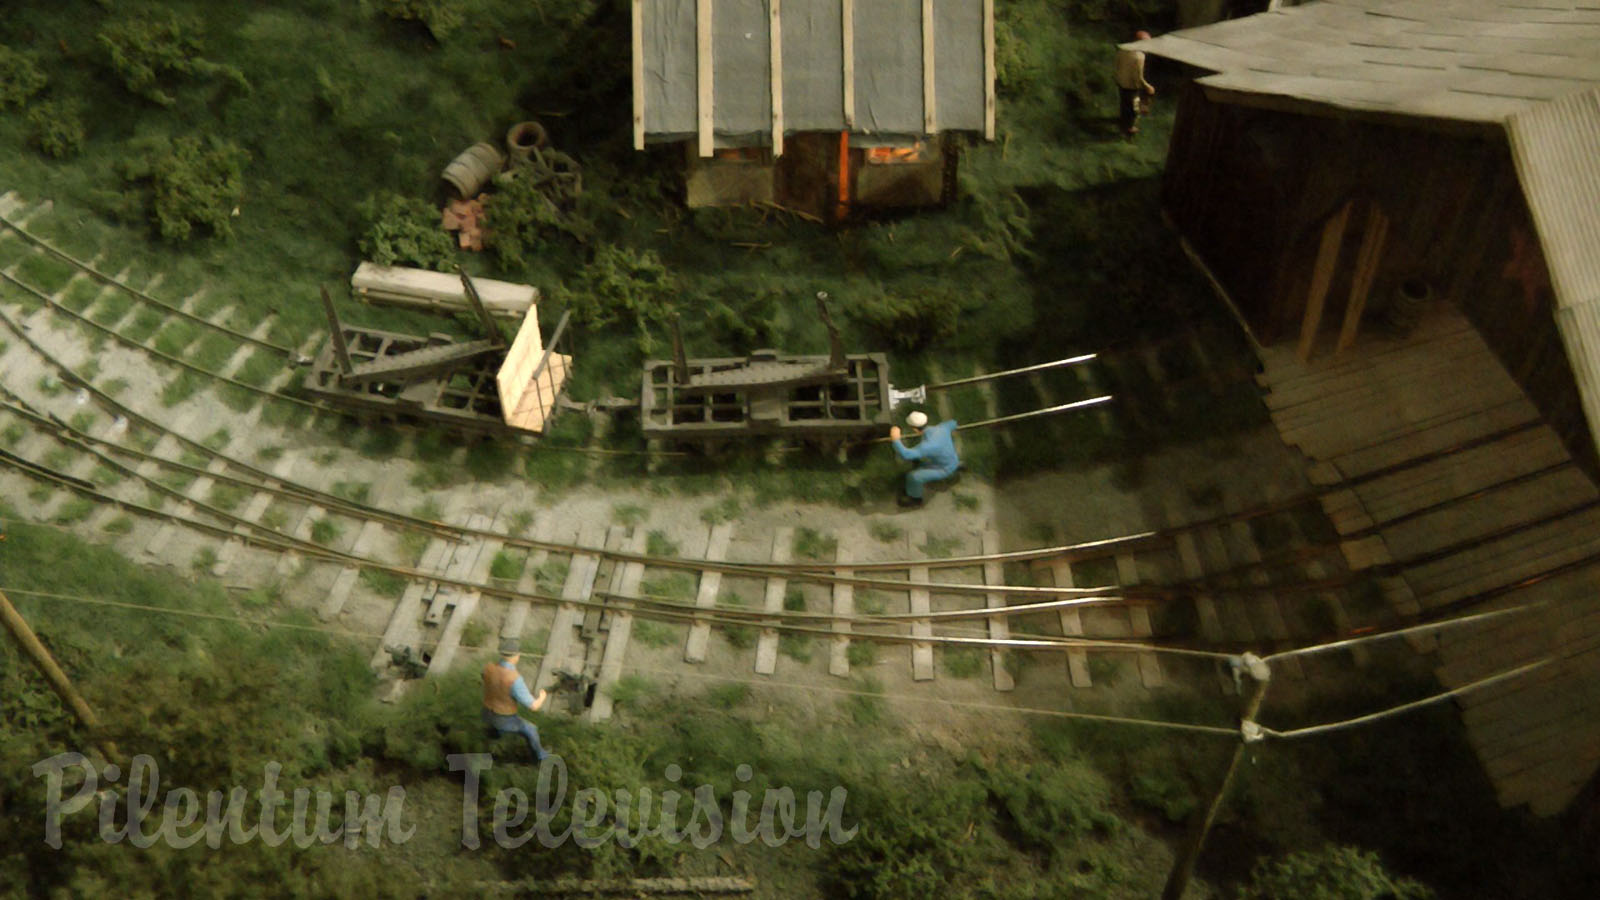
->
[481,639,550,762]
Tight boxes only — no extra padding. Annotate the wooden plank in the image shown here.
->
[754,526,794,675]
[1297,200,1351,363]
[319,519,384,620]
[684,523,733,663]
[982,532,1013,691]
[426,513,497,675]
[590,530,648,722]
[632,0,646,150]
[502,517,556,642]
[921,0,936,134]
[769,0,784,157]
[696,0,714,158]
[1049,560,1092,687]
[909,530,934,682]
[534,523,605,693]
[829,547,854,677]
[841,0,855,129]
[982,0,995,141]
[350,262,537,317]
[370,534,452,670]
[1115,553,1163,687]
[1336,208,1389,354]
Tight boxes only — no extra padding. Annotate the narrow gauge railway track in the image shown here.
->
[4,381,1588,677]
[4,193,1590,702]
[4,360,1571,607]
[0,207,300,359]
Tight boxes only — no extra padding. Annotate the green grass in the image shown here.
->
[868,521,904,544]
[940,646,985,679]
[52,497,96,524]
[846,641,878,668]
[611,502,647,527]
[632,619,680,649]
[207,482,250,513]
[358,567,407,597]
[309,517,342,546]
[792,525,837,561]
[920,533,963,558]
[488,549,523,581]
[698,495,741,526]
[330,480,371,504]
[645,528,678,558]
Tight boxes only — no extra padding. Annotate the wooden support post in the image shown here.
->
[841,0,855,129]
[1297,201,1351,363]
[1163,655,1271,900]
[1335,208,1389,355]
[982,0,996,140]
[1,589,119,764]
[319,286,353,376]
[632,0,646,150]
[769,0,784,157]
[921,0,937,135]
[696,0,714,158]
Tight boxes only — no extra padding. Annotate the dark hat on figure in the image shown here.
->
[498,637,521,658]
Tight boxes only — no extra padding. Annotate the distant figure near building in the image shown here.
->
[890,410,961,509]
[1115,31,1156,135]
[481,640,550,763]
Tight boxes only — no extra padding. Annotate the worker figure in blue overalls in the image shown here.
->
[889,410,960,509]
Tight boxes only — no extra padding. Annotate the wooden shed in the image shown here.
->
[1135,0,1600,817]
[630,0,995,219]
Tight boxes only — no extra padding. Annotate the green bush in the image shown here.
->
[846,282,963,351]
[981,760,1120,859]
[374,0,466,41]
[559,245,679,354]
[120,135,250,241]
[829,778,990,900]
[356,191,457,270]
[0,45,47,109]
[1237,845,1434,900]
[483,150,591,271]
[97,13,248,107]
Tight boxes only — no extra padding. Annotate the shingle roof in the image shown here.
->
[1131,0,1600,123]
[1510,87,1600,477]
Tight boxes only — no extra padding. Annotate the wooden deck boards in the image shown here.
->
[1256,305,1600,817]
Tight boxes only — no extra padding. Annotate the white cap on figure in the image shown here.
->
[906,411,928,428]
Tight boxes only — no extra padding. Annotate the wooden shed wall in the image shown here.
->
[1162,87,1600,476]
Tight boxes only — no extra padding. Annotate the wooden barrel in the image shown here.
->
[505,121,548,163]
[441,142,505,198]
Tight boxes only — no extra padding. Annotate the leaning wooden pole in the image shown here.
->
[1162,653,1272,900]
[0,588,120,763]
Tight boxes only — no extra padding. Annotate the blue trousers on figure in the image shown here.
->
[905,464,959,499]
[482,708,548,762]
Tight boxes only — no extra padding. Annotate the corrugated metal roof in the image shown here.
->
[636,0,991,142]
[1131,0,1600,123]
[1511,87,1600,464]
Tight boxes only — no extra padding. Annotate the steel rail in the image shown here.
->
[0,395,459,542]
[922,353,1098,391]
[0,211,299,357]
[0,268,325,412]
